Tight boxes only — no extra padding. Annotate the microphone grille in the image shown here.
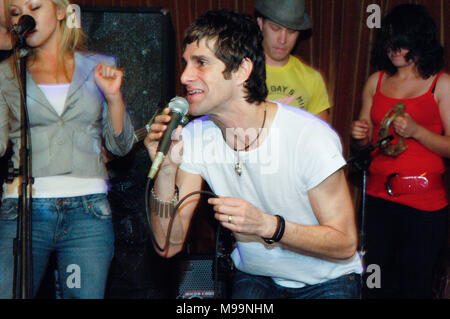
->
[168,96,189,116]
[19,15,36,30]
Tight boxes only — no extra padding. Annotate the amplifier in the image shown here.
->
[173,254,230,299]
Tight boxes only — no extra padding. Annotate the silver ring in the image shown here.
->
[228,215,233,223]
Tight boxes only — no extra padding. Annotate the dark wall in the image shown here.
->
[72,0,450,157]
[79,6,177,298]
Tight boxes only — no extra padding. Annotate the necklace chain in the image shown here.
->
[234,102,267,151]
[234,102,267,176]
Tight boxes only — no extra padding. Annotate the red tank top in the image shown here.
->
[367,71,448,211]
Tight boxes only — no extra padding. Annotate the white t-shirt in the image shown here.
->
[180,102,362,288]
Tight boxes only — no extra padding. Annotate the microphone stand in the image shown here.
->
[347,135,393,293]
[11,34,34,299]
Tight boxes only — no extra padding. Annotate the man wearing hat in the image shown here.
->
[255,0,331,122]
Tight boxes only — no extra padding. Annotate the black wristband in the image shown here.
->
[262,214,285,244]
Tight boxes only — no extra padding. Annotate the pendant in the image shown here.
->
[234,151,242,176]
[234,161,243,176]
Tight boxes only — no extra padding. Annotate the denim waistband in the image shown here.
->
[2,193,108,209]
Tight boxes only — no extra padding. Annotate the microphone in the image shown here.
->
[368,134,394,153]
[11,15,36,37]
[347,135,394,170]
[352,134,394,158]
[148,96,189,179]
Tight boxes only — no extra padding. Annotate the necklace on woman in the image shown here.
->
[233,102,267,176]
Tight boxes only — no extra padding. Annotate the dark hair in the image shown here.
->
[183,9,268,103]
[254,9,265,22]
[371,4,444,78]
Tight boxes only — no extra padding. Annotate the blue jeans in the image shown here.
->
[232,270,361,299]
[0,194,114,299]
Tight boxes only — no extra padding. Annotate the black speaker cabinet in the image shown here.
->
[80,6,176,299]
[80,6,175,126]
[174,254,227,299]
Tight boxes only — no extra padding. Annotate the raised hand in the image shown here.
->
[94,62,124,102]
[351,119,370,140]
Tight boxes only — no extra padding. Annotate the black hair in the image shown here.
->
[371,4,444,78]
[183,9,268,103]
[254,9,265,21]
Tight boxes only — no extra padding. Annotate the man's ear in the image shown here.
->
[256,17,264,31]
[235,58,253,86]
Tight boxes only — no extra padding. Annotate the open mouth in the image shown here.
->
[187,89,204,99]
[25,29,36,37]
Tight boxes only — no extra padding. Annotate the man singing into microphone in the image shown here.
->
[144,10,362,299]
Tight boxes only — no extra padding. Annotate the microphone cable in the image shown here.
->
[142,107,231,297]
[144,177,218,253]
[145,179,235,298]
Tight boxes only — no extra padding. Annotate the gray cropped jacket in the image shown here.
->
[0,52,135,179]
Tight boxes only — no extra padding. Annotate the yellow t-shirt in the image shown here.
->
[266,55,331,114]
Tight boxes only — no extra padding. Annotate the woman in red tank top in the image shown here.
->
[351,4,449,299]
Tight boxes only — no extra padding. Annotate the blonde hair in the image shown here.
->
[6,0,87,78]
[51,0,87,55]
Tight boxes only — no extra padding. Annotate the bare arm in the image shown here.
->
[96,61,135,156]
[294,168,358,259]
[144,108,203,257]
[95,63,126,135]
[151,169,203,257]
[351,72,379,148]
[209,168,358,260]
[316,109,330,123]
[393,73,450,158]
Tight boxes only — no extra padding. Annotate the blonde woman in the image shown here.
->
[0,0,135,298]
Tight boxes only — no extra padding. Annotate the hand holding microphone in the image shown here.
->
[145,97,189,179]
